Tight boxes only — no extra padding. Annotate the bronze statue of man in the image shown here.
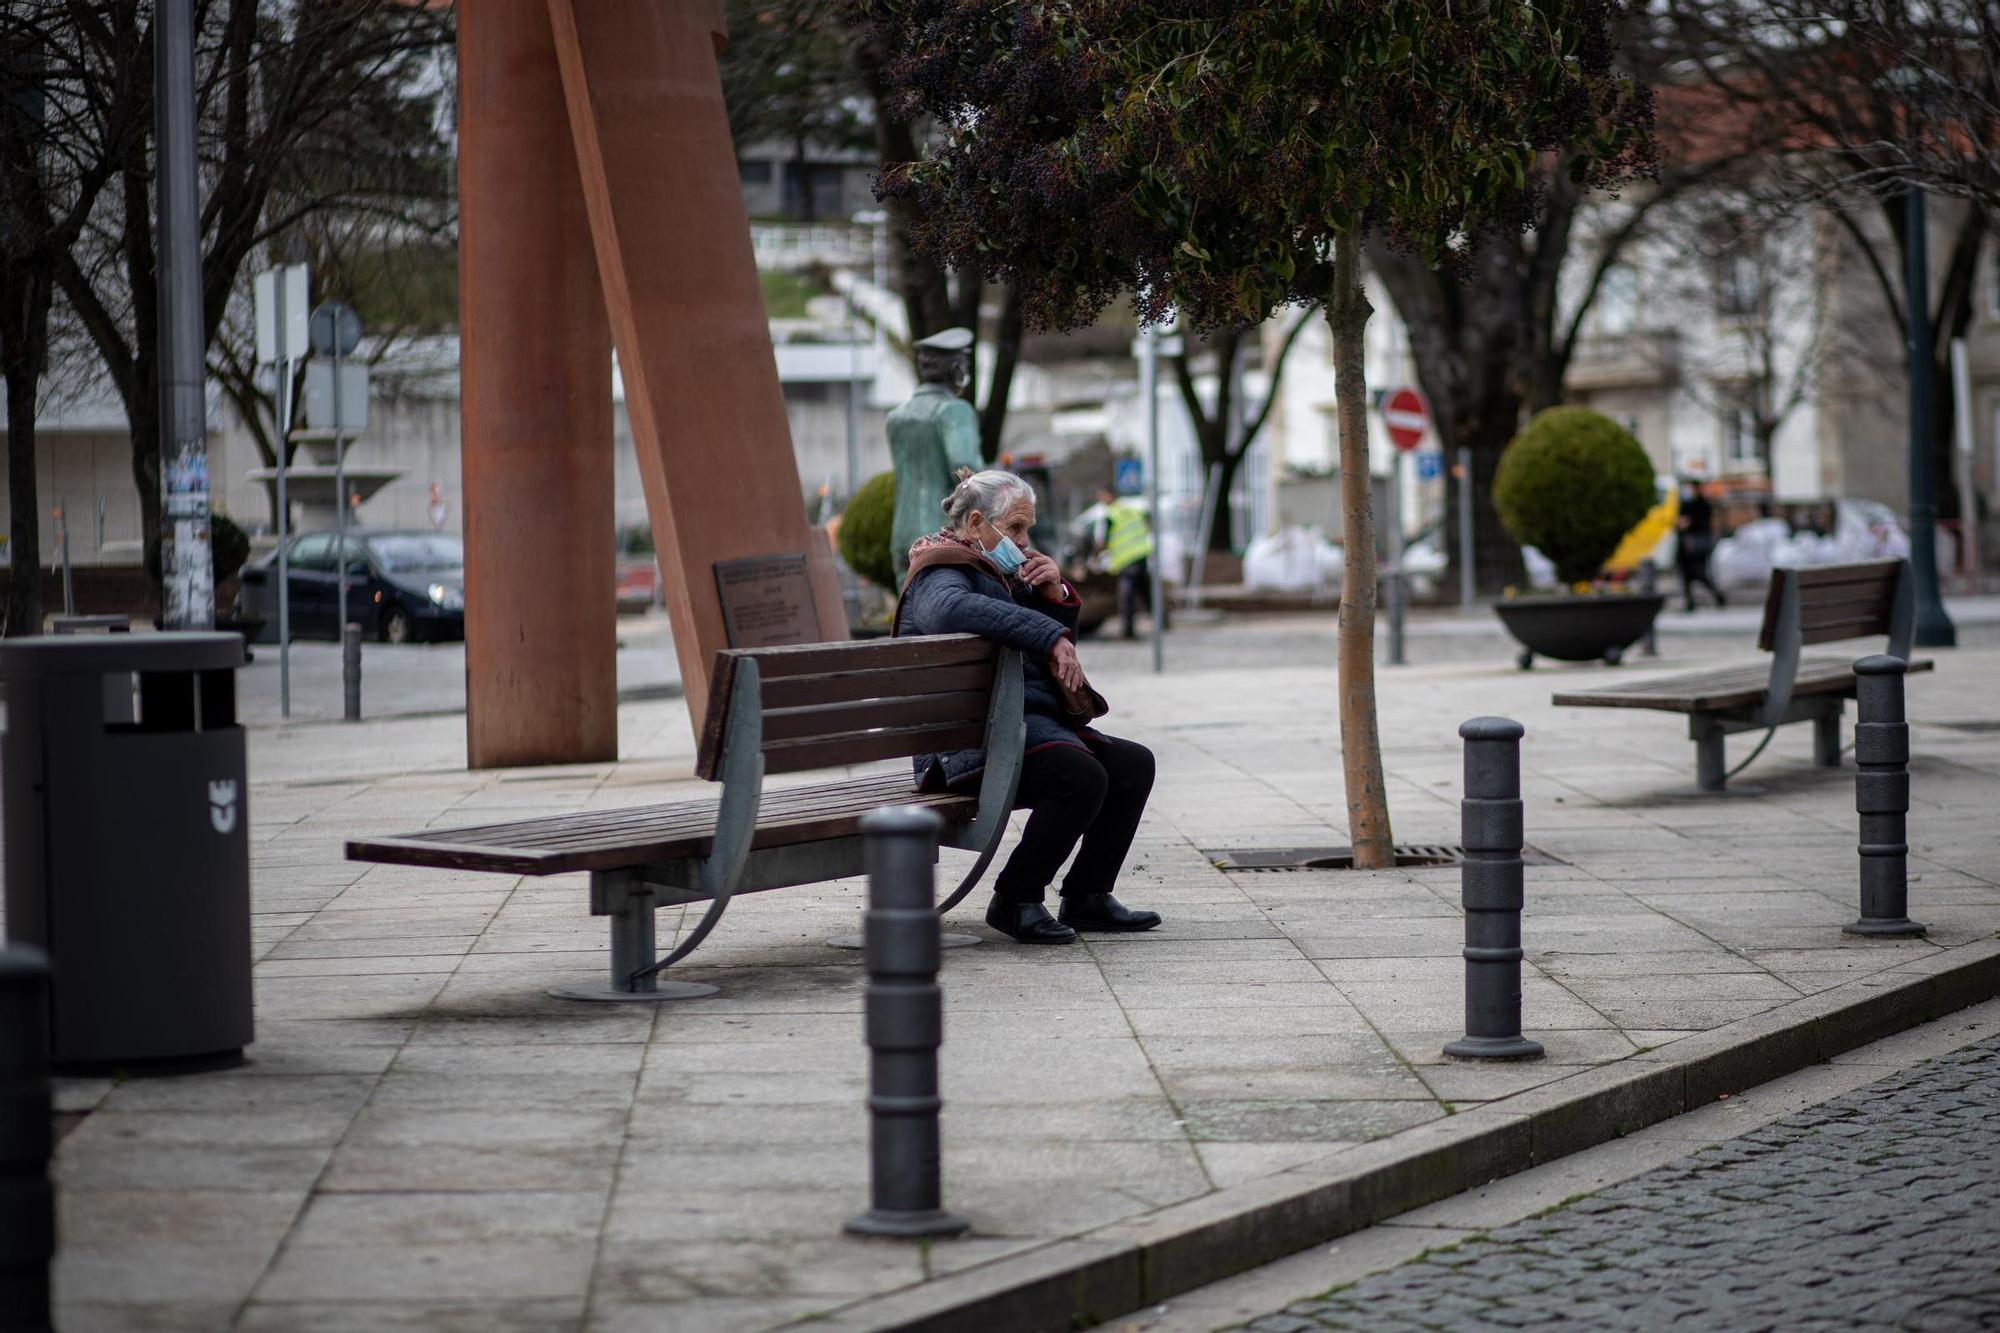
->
[887,327,982,587]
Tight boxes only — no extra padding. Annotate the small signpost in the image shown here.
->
[1383,387,1429,451]
[253,264,309,718]
[310,300,365,721]
[1384,392,1432,664]
[1380,387,1430,666]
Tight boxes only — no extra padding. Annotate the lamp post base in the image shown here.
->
[1842,918,1927,938]
[1444,1034,1546,1061]
[845,1209,971,1239]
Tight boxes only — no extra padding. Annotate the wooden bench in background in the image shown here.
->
[346,634,1024,1001]
[1553,558,1931,791]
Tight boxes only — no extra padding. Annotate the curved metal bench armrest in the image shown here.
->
[629,659,763,983]
[1755,570,1802,728]
[936,647,1025,918]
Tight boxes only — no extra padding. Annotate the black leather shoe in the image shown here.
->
[985,897,1078,945]
[1058,893,1162,933]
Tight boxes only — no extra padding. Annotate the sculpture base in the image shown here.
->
[1443,1034,1546,1061]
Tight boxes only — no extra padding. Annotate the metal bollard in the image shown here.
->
[1845,656,1925,937]
[846,806,969,1239]
[342,622,362,721]
[1638,561,1659,657]
[0,946,55,1331]
[1445,718,1544,1061]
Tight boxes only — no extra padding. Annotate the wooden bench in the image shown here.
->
[345,634,1024,1001]
[1552,558,1931,791]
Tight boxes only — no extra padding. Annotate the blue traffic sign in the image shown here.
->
[1114,458,1144,495]
[1415,450,1443,481]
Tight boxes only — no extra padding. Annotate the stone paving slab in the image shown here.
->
[22,629,2000,1331]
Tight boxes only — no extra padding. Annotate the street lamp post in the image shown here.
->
[1902,183,1957,647]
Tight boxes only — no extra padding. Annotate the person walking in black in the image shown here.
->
[1676,478,1726,611]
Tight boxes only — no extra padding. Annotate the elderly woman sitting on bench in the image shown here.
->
[895,469,1163,945]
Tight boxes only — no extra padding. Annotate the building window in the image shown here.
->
[738,159,772,186]
[1595,265,1638,336]
[1724,405,1761,469]
[1716,250,1764,321]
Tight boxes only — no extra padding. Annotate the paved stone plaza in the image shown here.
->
[1241,1033,2000,1331]
[29,613,2000,1330]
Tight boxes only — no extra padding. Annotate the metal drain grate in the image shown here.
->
[1207,844,1566,872]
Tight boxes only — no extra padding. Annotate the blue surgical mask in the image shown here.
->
[984,533,1027,575]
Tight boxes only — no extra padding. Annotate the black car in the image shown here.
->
[236,530,465,644]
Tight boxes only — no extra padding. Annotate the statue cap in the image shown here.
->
[913,327,974,353]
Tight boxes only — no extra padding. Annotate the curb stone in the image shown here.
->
[790,937,2000,1333]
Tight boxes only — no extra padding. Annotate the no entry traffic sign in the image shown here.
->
[1382,387,1429,451]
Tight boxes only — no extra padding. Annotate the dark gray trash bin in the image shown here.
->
[1,633,252,1069]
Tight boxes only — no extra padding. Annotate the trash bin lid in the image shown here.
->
[0,631,246,679]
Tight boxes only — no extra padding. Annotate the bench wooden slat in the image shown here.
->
[762,691,987,744]
[761,660,995,711]
[730,634,993,680]
[1555,656,1931,713]
[381,777,906,850]
[1798,616,1895,645]
[695,634,997,780]
[1758,560,1902,649]
[1798,593,1893,631]
[1793,560,1902,588]
[345,771,972,875]
[761,719,988,776]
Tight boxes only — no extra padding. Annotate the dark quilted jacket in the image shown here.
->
[894,559,1085,789]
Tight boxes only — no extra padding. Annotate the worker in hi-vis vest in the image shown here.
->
[1076,483,1166,640]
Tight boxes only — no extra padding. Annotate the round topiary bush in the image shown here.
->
[838,471,898,591]
[1493,407,1656,588]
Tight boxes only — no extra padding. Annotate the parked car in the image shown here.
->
[236,530,465,644]
[615,559,660,615]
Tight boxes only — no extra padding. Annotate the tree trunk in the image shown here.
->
[978,283,1023,463]
[1,277,48,637]
[1330,229,1394,870]
[1206,448,1246,554]
[790,134,814,221]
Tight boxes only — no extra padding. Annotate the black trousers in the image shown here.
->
[1678,540,1723,609]
[992,734,1155,903]
[1117,559,1166,639]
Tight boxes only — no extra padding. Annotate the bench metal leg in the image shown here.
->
[549,870,718,1003]
[1813,701,1844,768]
[1693,718,1727,792]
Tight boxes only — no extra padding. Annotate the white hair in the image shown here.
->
[941,469,1034,531]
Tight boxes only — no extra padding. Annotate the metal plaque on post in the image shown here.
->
[715,555,823,649]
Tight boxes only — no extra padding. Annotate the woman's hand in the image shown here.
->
[1050,638,1085,692]
[1020,550,1065,599]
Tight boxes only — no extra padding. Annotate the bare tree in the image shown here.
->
[40,0,452,586]
[1669,0,1998,523]
[1165,309,1319,554]
[1620,182,1871,476]
[0,2,147,633]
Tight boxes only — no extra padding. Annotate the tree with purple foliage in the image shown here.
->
[862,0,1655,867]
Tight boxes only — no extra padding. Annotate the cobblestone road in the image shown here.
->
[1243,1036,2000,1332]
